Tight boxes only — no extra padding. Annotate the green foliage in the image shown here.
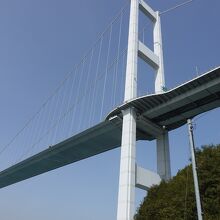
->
[135,144,220,220]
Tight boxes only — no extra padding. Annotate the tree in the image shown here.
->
[135,144,220,220]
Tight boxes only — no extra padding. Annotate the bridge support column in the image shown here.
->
[117,108,136,220]
[156,132,171,180]
[154,11,171,181]
[117,0,138,219]
[154,11,165,93]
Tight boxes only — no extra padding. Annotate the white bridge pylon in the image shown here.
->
[117,0,171,219]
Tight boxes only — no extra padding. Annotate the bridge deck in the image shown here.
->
[108,66,220,132]
[0,66,219,189]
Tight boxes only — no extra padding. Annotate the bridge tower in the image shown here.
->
[117,1,171,219]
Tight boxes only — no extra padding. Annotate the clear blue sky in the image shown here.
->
[0,0,219,219]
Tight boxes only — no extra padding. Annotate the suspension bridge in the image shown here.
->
[0,0,219,219]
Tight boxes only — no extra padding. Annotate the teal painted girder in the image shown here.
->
[0,118,122,189]
[0,66,219,189]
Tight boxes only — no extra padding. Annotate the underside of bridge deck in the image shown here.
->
[0,66,219,189]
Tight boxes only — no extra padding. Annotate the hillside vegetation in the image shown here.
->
[135,144,220,220]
